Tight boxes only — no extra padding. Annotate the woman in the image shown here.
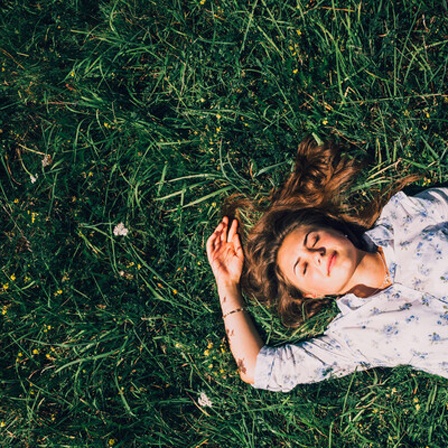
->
[206,137,448,392]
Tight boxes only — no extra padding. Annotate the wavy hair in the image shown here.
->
[243,207,363,328]
[225,136,418,328]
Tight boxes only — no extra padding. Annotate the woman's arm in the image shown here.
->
[414,187,448,222]
[206,217,264,384]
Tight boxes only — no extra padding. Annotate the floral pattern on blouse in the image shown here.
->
[253,188,448,392]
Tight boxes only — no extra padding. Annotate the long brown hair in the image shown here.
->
[225,136,418,328]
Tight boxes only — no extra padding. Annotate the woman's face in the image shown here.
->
[276,225,361,298]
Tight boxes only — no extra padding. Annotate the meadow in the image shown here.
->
[1,0,447,446]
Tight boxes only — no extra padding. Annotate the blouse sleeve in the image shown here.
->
[412,188,448,223]
[381,187,448,225]
[370,187,448,248]
[253,333,369,392]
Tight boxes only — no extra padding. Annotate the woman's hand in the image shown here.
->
[207,217,263,385]
[206,217,244,287]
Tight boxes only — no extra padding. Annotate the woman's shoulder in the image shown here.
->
[361,187,447,249]
[379,187,448,224]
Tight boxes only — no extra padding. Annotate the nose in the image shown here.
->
[309,247,325,267]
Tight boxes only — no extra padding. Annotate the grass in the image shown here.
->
[0,0,447,446]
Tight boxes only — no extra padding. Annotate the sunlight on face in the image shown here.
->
[276,225,361,298]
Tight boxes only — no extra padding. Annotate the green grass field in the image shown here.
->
[1,0,447,446]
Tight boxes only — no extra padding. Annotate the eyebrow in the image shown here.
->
[293,231,310,274]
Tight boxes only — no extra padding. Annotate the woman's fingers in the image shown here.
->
[232,231,242,252]
[206,217,244,283]
[227,218,238,243]
[206,232,214,252]
[207,224,221,252]
[220,216,229,241]
[206,218,225,257]
[207,217,240,258]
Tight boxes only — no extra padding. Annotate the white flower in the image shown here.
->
[198,392,213,408]
[42,154,53,167]
[30,174,38,184]
[113,222,129,236]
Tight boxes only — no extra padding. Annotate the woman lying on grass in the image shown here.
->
[206,137,448,392]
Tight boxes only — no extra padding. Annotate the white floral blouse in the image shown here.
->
[253,188,448,392]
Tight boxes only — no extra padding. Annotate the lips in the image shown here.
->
[327,252,336,275]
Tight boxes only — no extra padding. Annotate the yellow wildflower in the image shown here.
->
[27,211,38,223]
